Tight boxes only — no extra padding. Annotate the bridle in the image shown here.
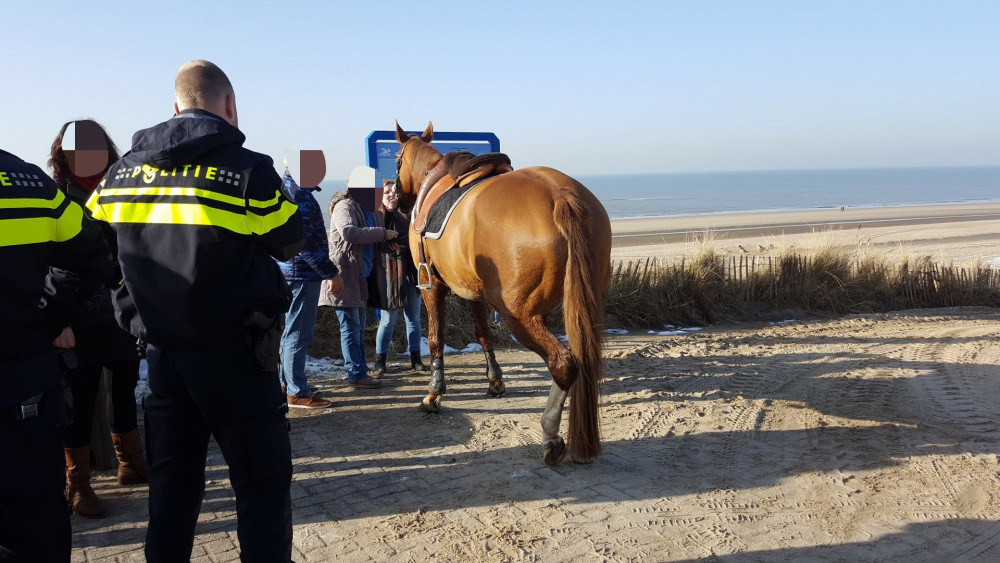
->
[394,137,416,212]
[395,137,414,185]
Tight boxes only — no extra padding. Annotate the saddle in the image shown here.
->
[411,151,512,234]
[411,151,513,288]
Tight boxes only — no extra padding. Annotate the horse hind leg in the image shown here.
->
[502,313,576,466]
[470,301,504,396]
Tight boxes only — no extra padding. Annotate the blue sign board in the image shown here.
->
[366,130,500,183]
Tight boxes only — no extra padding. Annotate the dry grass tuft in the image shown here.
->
[310,241,1000,358]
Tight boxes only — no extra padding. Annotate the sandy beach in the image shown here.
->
[610,202,1000,266]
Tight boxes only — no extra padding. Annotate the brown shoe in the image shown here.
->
[350,376,382,389]
[111,429,148,486]
[65,447,108,518]
[287,393,332,409]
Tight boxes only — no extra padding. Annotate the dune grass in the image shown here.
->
[310,239,1000,358]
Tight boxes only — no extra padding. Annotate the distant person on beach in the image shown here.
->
[48,119,147,520]
[371,179,428,375]
[319,187,397,388]
[277,165,343,409]
[84,59,303,562]
[0,147,112,562]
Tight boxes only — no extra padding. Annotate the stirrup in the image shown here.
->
[416,262,433,290]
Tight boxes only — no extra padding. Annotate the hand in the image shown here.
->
[327,274,345,294]
[385,230,399,241]
[53,327,76,349]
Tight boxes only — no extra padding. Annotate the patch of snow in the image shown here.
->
[304,356,344,375]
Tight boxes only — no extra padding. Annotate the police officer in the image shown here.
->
[0,148,112,561]
[86,60,305,562]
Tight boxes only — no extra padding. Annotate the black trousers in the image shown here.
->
[0,388,72,562]
[143,344,293,563]
[64,360,140,447]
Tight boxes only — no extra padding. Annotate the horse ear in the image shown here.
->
[420,121,434,143]
[395,121,408,144]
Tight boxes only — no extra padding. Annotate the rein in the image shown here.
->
[396,137,447,289]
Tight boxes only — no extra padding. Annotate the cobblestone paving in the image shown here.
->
[69,315,1000,561]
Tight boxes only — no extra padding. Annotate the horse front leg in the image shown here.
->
[469,301,504,396]
[418,279,450,413]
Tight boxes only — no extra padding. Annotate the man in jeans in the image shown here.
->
[278,164,344,408]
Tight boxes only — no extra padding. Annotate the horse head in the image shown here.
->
[394,121,439,214]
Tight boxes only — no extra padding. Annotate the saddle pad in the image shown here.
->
[423,177,491,240]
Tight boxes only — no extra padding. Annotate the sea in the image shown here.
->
[318,166,1000,223]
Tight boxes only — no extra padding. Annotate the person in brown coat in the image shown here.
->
[319,188,396,388]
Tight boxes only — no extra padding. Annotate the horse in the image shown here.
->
[393,121,612,465]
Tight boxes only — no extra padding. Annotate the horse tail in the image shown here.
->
[553,187,604,462]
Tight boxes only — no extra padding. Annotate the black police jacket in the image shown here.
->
[0,149,113,406]
[87,109,305,350]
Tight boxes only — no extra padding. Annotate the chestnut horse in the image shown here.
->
[393,122,612,465]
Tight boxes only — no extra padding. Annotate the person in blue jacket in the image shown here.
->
[278,169,344,408]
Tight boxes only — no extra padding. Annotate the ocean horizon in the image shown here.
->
[318,165,1000,223]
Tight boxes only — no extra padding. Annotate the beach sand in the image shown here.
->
[610,202,1000,266]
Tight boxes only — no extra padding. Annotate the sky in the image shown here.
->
[2,0,999,180]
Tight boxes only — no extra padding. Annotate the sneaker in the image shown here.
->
[287,393,332,409]
[349,376,382,389]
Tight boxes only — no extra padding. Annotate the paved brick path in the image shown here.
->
[68,316,1000,561]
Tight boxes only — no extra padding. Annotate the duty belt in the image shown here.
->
[4,392,44,421]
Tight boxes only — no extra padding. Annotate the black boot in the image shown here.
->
[411,351,430,372]
[373,354,387,377]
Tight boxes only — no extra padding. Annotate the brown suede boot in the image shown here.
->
[64,447,108,518]
[111,430,148,486]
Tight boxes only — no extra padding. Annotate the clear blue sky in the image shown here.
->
[3,0,998,179]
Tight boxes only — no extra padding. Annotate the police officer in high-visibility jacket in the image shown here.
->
[0,148,112,561]
[86,60,306,562]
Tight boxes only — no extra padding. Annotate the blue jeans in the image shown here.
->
[334,307,369,381]
[376,283,424,355]
[278,280,322,397]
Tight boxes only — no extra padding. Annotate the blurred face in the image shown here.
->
[63,120,111,177]
[382,182,398,212]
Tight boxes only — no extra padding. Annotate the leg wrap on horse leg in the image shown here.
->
[428,357,446,395]
[541,383,569,466]
[541,383,569,442]
[484,349,502,381]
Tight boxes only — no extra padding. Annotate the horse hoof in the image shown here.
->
[543,437,566,466]
[487,380,506,397]
[417,399,441,414]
